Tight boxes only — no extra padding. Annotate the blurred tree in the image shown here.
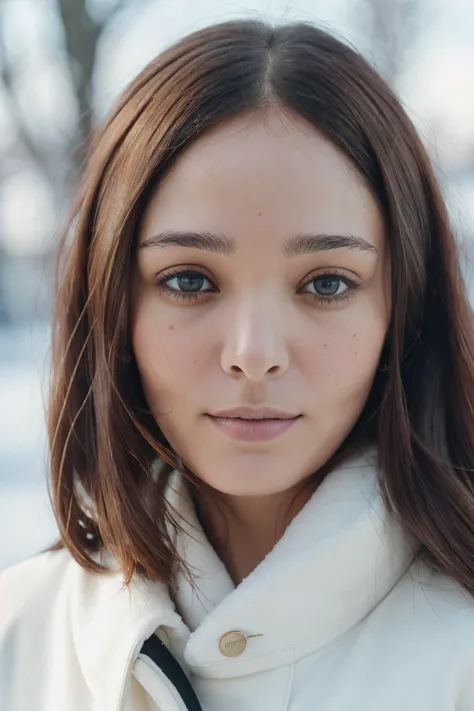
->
[0,0,146,322]
[350,0,427,90]
[0,0,145,204]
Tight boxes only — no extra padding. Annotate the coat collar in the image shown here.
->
[68,547,189,710]
[68,447,417,707]
[169,446,417,679]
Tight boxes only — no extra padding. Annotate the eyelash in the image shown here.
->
[155,268,360,306]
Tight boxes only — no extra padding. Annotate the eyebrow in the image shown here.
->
[138,230,378,256]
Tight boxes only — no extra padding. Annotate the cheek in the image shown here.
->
[131,306,203,411]
[309,309,386,396]
[131,307,172,405]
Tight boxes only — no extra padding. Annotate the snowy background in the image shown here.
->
[0,324,57,569]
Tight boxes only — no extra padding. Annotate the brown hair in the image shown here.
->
[47,19,474,591]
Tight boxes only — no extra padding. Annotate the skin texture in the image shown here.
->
[131,108,391,582]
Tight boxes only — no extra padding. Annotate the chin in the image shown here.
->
[197,465,304,498]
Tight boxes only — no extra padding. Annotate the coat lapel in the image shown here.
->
[68,548,189,710]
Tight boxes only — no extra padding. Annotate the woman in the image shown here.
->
[1,17,474,711]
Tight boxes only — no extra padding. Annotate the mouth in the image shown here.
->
[208,406,301,420]
[205,414,302,442]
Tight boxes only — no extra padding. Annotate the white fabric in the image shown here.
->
[1,448,474,711]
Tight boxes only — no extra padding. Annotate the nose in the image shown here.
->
[220,294,290,380]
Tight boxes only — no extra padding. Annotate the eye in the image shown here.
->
[156,269,215,301]
[298,271,360,305]
[305,276,349,298]
[156,268,359,305]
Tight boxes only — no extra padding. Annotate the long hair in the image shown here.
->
[46,19,474,591]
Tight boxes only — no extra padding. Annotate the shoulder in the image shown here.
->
[382,558,474,646]
[403,560,474,630]
[0,547,72,612]
[0,548,74,635]
[0,549,78,708]
[390,559,474,705]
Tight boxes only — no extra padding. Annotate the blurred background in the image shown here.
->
[1,0,473,570]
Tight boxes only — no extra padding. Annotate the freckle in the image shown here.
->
[323,343,327,348]
[168,324,174,330]
[258,211,262,216]
[355,351,358,355]
[353,333,356,338]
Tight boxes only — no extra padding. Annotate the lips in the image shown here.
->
[208,406,300,420]
[205,411,302,442]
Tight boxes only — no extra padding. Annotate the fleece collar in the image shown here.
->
[68,447,416,708]
[169,447,417,679]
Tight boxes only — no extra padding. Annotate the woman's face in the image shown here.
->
[131,109,390,496]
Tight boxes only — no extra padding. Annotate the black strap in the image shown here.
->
[140,633,203,711]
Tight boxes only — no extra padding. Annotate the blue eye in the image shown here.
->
[156,268,359,305]
[156,269,214,301]
[165,271,211,293]
[304,276,349,297]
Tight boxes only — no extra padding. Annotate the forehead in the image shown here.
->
[140,110,384,247]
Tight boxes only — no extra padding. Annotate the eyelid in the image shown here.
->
[156,264,215,281]
[157,265,360,282]
[298,267,361,289]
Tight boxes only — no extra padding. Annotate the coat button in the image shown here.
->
[218,631,247,657]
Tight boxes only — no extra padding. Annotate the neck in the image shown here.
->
[190,477,319,585]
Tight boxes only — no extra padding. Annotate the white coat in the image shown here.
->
[2,448,474,711]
